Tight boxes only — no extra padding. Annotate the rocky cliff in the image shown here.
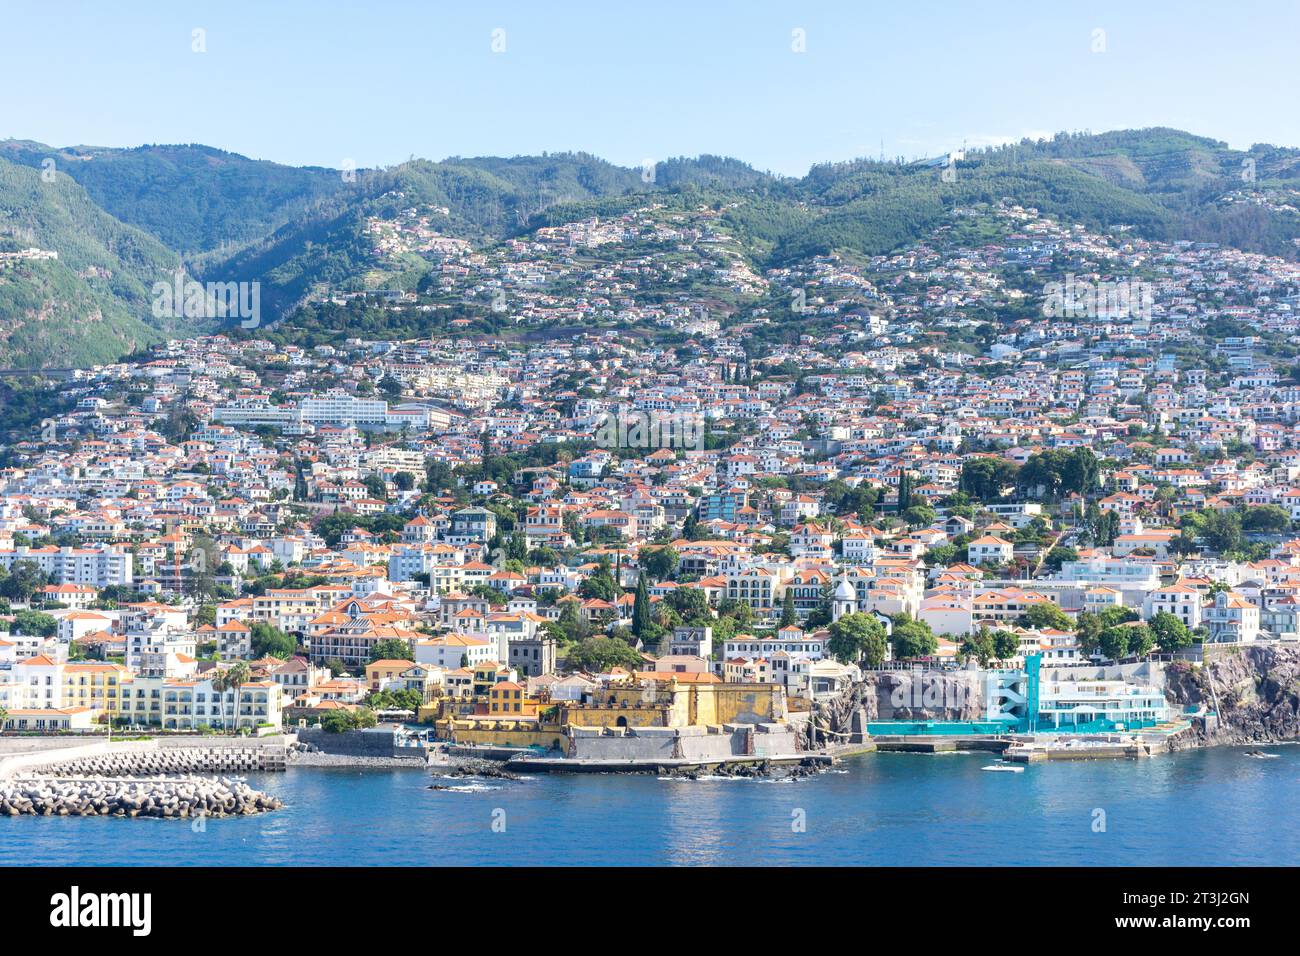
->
[1164,645,1300,747]
[815,670,986,740]
[812,648,1300,751]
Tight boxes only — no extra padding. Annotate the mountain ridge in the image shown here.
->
[0,127,1297,368]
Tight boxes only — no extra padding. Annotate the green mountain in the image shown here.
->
[0,129,1297,367]
[203,153,776,316]
[516,133,1300,273]
[0,158,194,367]
[0,140,348,256]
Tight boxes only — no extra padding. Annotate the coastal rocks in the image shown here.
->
[814,681,877,742]
[660,758,822,781]
[0,775,282,819]
[442,759,519,780]
[427,758,522,789]
[1165,645,1300,746]
[874,671,985,721]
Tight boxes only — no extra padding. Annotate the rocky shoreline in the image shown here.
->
[1165,644,1300,749]
[809,644,1300,756]
[658,758,824,781]
[0,774,282,818]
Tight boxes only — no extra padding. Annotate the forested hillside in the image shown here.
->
[0,159,193,366]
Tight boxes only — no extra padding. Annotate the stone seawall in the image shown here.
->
[295,726,400,757]
[35,746,285,777]
[0,775,281,818]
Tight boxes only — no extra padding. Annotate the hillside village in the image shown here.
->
[2,197,1300,749]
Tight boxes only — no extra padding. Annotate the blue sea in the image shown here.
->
[4,746,1297,866]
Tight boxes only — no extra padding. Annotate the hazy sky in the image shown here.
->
[2,0,1297,176]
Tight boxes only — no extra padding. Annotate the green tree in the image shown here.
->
[226,661,252,730]
[631,573,652,639]
[992,629,1020,663]
[896,471,914,512]
[1043,545,1078,572]
[320,707,376,732]
[903,503,937,528]
[890,613,938,660]
[578,558,620,601]
[250,622,295,659]
[827,613,888,665]
[1075,611,1103,657]
[780,588,798,628]
[0,560,47,603]
[959,457,1019,502]
[1127,623,1155,658]
[1148,612,1194,653]
[959,627,996,667]
[1019,602,1074,631]
[641,546,678,580]
[370,637,413,662]
[362,474,389,501]
[666,587,711,621]
[1017,448,1099,499]
[12,609,57,637]
[1098,626,1131,661]
[366,688,424,711]
[565,636,643,672]
[1197,509,1243,554]
[1242,505,1290,533]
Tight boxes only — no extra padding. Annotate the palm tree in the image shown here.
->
[209,668,232,733]
[226,662,252,733]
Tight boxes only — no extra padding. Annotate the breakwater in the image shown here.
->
[35,746,285,777]
[0,738,288,820]
[0,775,281,818]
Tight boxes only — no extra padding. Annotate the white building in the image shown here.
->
[1143,583,1204,629]
[1203,590,1260,644]
[0,545,133,587]
[1036,666,1170,730]
[967,535,1013,565]
[413,633,497,670]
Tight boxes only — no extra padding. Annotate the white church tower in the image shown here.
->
[832,578,858,622]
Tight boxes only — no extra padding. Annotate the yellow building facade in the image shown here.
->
[435,677,786,750]
[61,663,131,721]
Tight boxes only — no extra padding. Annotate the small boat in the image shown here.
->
[1245,751,1280,759]
[981,764,1024,773]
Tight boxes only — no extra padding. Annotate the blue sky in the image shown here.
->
[2,0,1297,176]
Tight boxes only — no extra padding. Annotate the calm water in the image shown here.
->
[4,746,1298,866]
